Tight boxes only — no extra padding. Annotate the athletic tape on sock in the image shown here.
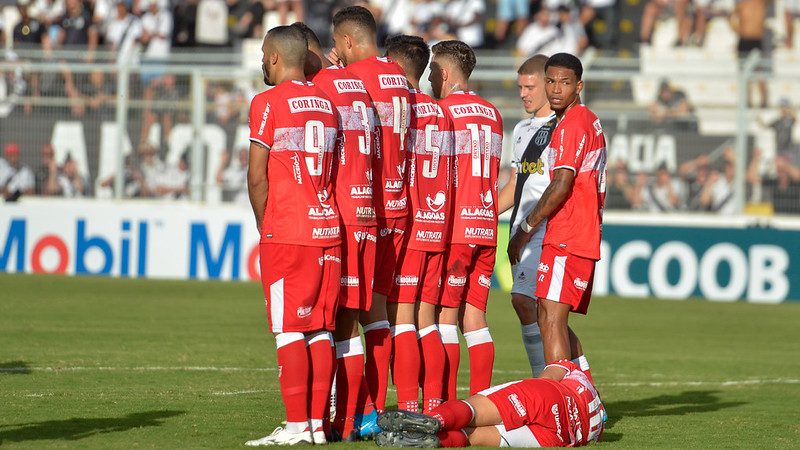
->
[439,324,459,344]
[335,336,364,358]
[363,320,390,334]
[463,327,493,347]
[276,332,306,349]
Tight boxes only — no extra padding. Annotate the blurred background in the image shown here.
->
[1,0,798,302]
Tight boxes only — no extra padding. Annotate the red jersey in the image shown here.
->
[249,80,341,247]
[311,65,379,226]
[346,56,411,219]
[544,105,607,260]
[406,89,455,252]
[440,91,504,246]
[547,360,605,446]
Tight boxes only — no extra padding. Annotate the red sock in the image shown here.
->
[392,324,420,411]
[430,400,474,431]
[464,327,494,395]
[276,332,310,424]
[307,332,335,428]
[418,325,445,411]
[364,321,391,411]
[437,430,469,447]
[439,324,460,401]
[334,336,370,437]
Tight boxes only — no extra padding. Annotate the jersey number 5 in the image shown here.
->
[466,123,492,178]
[422,124,440,179]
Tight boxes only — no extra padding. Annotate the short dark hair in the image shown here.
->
[291,22,322,51]
[431,40,476,78]
[517,54,549,76]
[385,35,430,81]
[545,52,583,80]
[266,25,308,68]
[332,6,377,35]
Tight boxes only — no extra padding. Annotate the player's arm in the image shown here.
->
[247,141,270,232]
[497,166,517,214]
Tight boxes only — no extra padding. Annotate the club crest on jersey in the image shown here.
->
[449,103,497,121]
[378,74,408,90]
[334,79,367,94]
[397,162,406,177]
[426,191,447,212]
[288,96,333,114]
[535,128,550,146]
[317,189,331,208]
[365,169,373,184]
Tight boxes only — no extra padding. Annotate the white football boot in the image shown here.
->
[245,427,314,446]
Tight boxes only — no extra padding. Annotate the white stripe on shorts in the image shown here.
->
[270,278,284,333]
[496,423,542,448]
[545,255,567,301]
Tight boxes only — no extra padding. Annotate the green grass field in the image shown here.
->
[1,273,799,448]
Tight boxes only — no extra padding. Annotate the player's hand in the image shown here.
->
[507,229,532,266]
[326,48,342,67]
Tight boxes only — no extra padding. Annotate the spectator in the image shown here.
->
[678,153,711,211]
[516,8,560,56]
[759,98,797,160]
[579,0,617,49]
[411,0,446,41]
[57,155,90,197]
[233,0,269,39]
[494,0,529,45]
[276,0,304,25]
[642,162,684,212]
[56,0,99,51]
[172,0,198,47]
[444,0,486,49]
[552,5,589,55]
[0,142,36,201]
[139,0,173,75]
[104,0,142,63]
[29,0,66,40]
[138,143,165,197]
[141,73,182,145]
[154,154,189,199]
[785,1,800,48]
[368,0,413,45]
[648,79,694,124]
[605,159,637,209]
[749,150,800,214]
[699,148,736,214]
[13,0,48,49]
[215,147,248,204]
[731,0,768,108]
[34,143,62,195]
[99,154,145,197]
[639,0,690,46]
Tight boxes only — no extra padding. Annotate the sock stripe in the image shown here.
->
[464,327,493,347]
[390,323,416,337]
[306,331,332,346]
[439,324,459,344]
[363,320,390,333]
[335,336,364,358]
[418,324,439,338]
[276,332,305,348]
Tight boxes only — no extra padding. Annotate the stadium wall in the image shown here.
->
[1,199,798,303]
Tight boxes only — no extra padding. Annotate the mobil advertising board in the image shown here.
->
[1,200,798,303]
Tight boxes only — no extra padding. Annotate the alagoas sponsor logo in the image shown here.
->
[413,102,440,118]
[478,274,492,288]
[308,206,336,219]
[297,306,313,318]
[460,208,494,219]
[386,198,407,210]
[312,226,340,239]
[447,275,467,287]
[574,277,589,291]
[385,179,403,191]
[449,103,497,121]
[551,404,563,441]
[415,210,445,222]
[416,230,442,241]
[395,274,419,286]
[508,393,527,417]
[341,276,360,287]
[355,206,375,218]
[351,186,373,198]
[288,96,333,114]
[353,230,377,243]
[318,253,342,265]
[465,227,494,239]
[378,74,408,90]
[334,79,367,94]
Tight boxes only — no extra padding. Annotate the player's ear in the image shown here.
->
[270,51,279,66]
[576,79,584,96]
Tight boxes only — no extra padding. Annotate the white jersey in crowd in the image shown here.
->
[509,113,557,236]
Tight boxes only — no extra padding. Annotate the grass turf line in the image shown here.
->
[1,273,799,448]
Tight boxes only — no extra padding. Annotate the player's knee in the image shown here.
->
[511,294,537,323]
[461,306,487,332]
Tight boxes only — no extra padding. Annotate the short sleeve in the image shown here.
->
[551,124,588,173]
[249,94,273,150]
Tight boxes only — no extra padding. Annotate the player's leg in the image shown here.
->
[511,233,546,376]
[438,245,469,401]
[306,330,335,444]
[387,248,422,413]
[461,245,496,395]
[417,253,446,413]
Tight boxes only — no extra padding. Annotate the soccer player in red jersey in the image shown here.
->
[245,26,341,447]
[330,5,412,419]
[430,40,504,398]
[385,35,455,414]
[507,53,607,380]
[293,22,380,440]
[375,360,605,448]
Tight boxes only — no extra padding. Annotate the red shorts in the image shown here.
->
[440,244,496,311]
[483,379,570,447]
[388,248,444,304]
[339,224,377,311]
[259,243,341,333]
[374,216,408,296]
[534,244,596,315]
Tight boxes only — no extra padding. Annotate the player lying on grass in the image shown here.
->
[375,359,604,448]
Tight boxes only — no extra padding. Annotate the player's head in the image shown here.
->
[385,34,429,88]
[261,25,308,86]
[428,40,476,99]
[331,6,377,66]
[517,54,550,115]
[544,52,584,114]
[291,22,325,76]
